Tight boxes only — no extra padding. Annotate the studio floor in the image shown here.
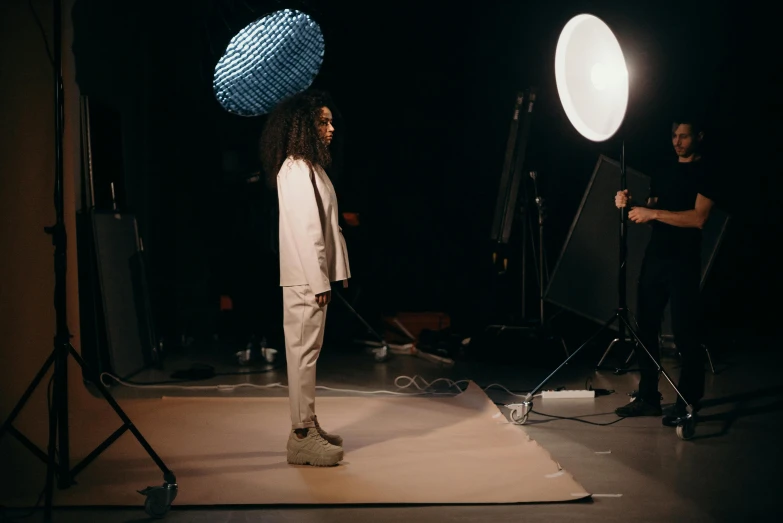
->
[2,324,781,523]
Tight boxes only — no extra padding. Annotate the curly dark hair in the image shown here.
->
[259,89,337,189]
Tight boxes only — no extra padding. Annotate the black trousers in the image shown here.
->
[635,253,705,405]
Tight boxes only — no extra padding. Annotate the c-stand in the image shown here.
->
[0,1,177,519]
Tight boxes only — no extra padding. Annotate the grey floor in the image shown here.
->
[2,328,781,523]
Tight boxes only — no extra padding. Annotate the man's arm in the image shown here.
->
[651,194,713,229]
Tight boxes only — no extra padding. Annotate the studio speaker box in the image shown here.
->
[544,155,729,336]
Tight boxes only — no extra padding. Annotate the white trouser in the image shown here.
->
[282,284,327,429]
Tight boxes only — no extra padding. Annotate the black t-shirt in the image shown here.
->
[645,159,717,259]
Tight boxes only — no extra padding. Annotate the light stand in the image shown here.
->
[487,89,569,358]
[504,13,699,440]
[519,170,546,324]
[592,141,641,374]
[514,169,570,356]
[528,170,547,326]
[0,1,177,518]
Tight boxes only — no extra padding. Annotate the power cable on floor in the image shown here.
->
[97,372,624,424]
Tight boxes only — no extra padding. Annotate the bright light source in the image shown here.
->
[213,9,324,117]
[555,14,628,142]
[590,62,609,90]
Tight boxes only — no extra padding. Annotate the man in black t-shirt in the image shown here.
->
[614,117,716,426]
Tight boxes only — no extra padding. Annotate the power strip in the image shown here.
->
[541,390,595,399]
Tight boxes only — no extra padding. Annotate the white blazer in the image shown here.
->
[276,157,350,294]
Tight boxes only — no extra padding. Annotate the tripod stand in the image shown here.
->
[486,171,569,357]
[487,88,568,357]
[0,1,177,519]
[505,141,700,440]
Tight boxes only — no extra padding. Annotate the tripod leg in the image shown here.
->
[703,344,716,375]
[595,338,620,368]
[44,367,57,523]
[67,346,178,516]
[507,314,618,425]
[0,352,54,465]
[0,351,56,439]
[559,337,569,357]
[617,315,692,411]
[334,290,385,342]
[55,336,71,489]
[529,314,618,397]
[333,290,390,362]
[68,346,176,483]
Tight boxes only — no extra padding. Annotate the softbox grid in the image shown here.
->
[213,9,324,117]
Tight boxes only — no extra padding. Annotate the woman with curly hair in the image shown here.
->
[259,89,350,467]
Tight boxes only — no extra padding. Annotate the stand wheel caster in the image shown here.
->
[144,495,170,518]
[508,402,532,425]
[139,481,178,519]
[676,416,696,440]
[510,410,529,425]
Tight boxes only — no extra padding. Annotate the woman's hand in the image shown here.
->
[316,290,331,307]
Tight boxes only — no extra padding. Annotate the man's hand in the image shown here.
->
[316,290,331,307]
[629,206,657,224]
[615,189,631,208]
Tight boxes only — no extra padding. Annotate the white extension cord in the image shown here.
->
[99,372,536,399]
[540,390,595,399]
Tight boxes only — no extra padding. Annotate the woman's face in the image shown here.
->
[317,107,334,145]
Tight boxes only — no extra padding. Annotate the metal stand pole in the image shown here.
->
[0,2,178,518]
[529,170,546,326]
[334,290,392,362]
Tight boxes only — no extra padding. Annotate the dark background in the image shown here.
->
[70,0,780,350]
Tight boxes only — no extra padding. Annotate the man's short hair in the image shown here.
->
[672,114,704,136]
